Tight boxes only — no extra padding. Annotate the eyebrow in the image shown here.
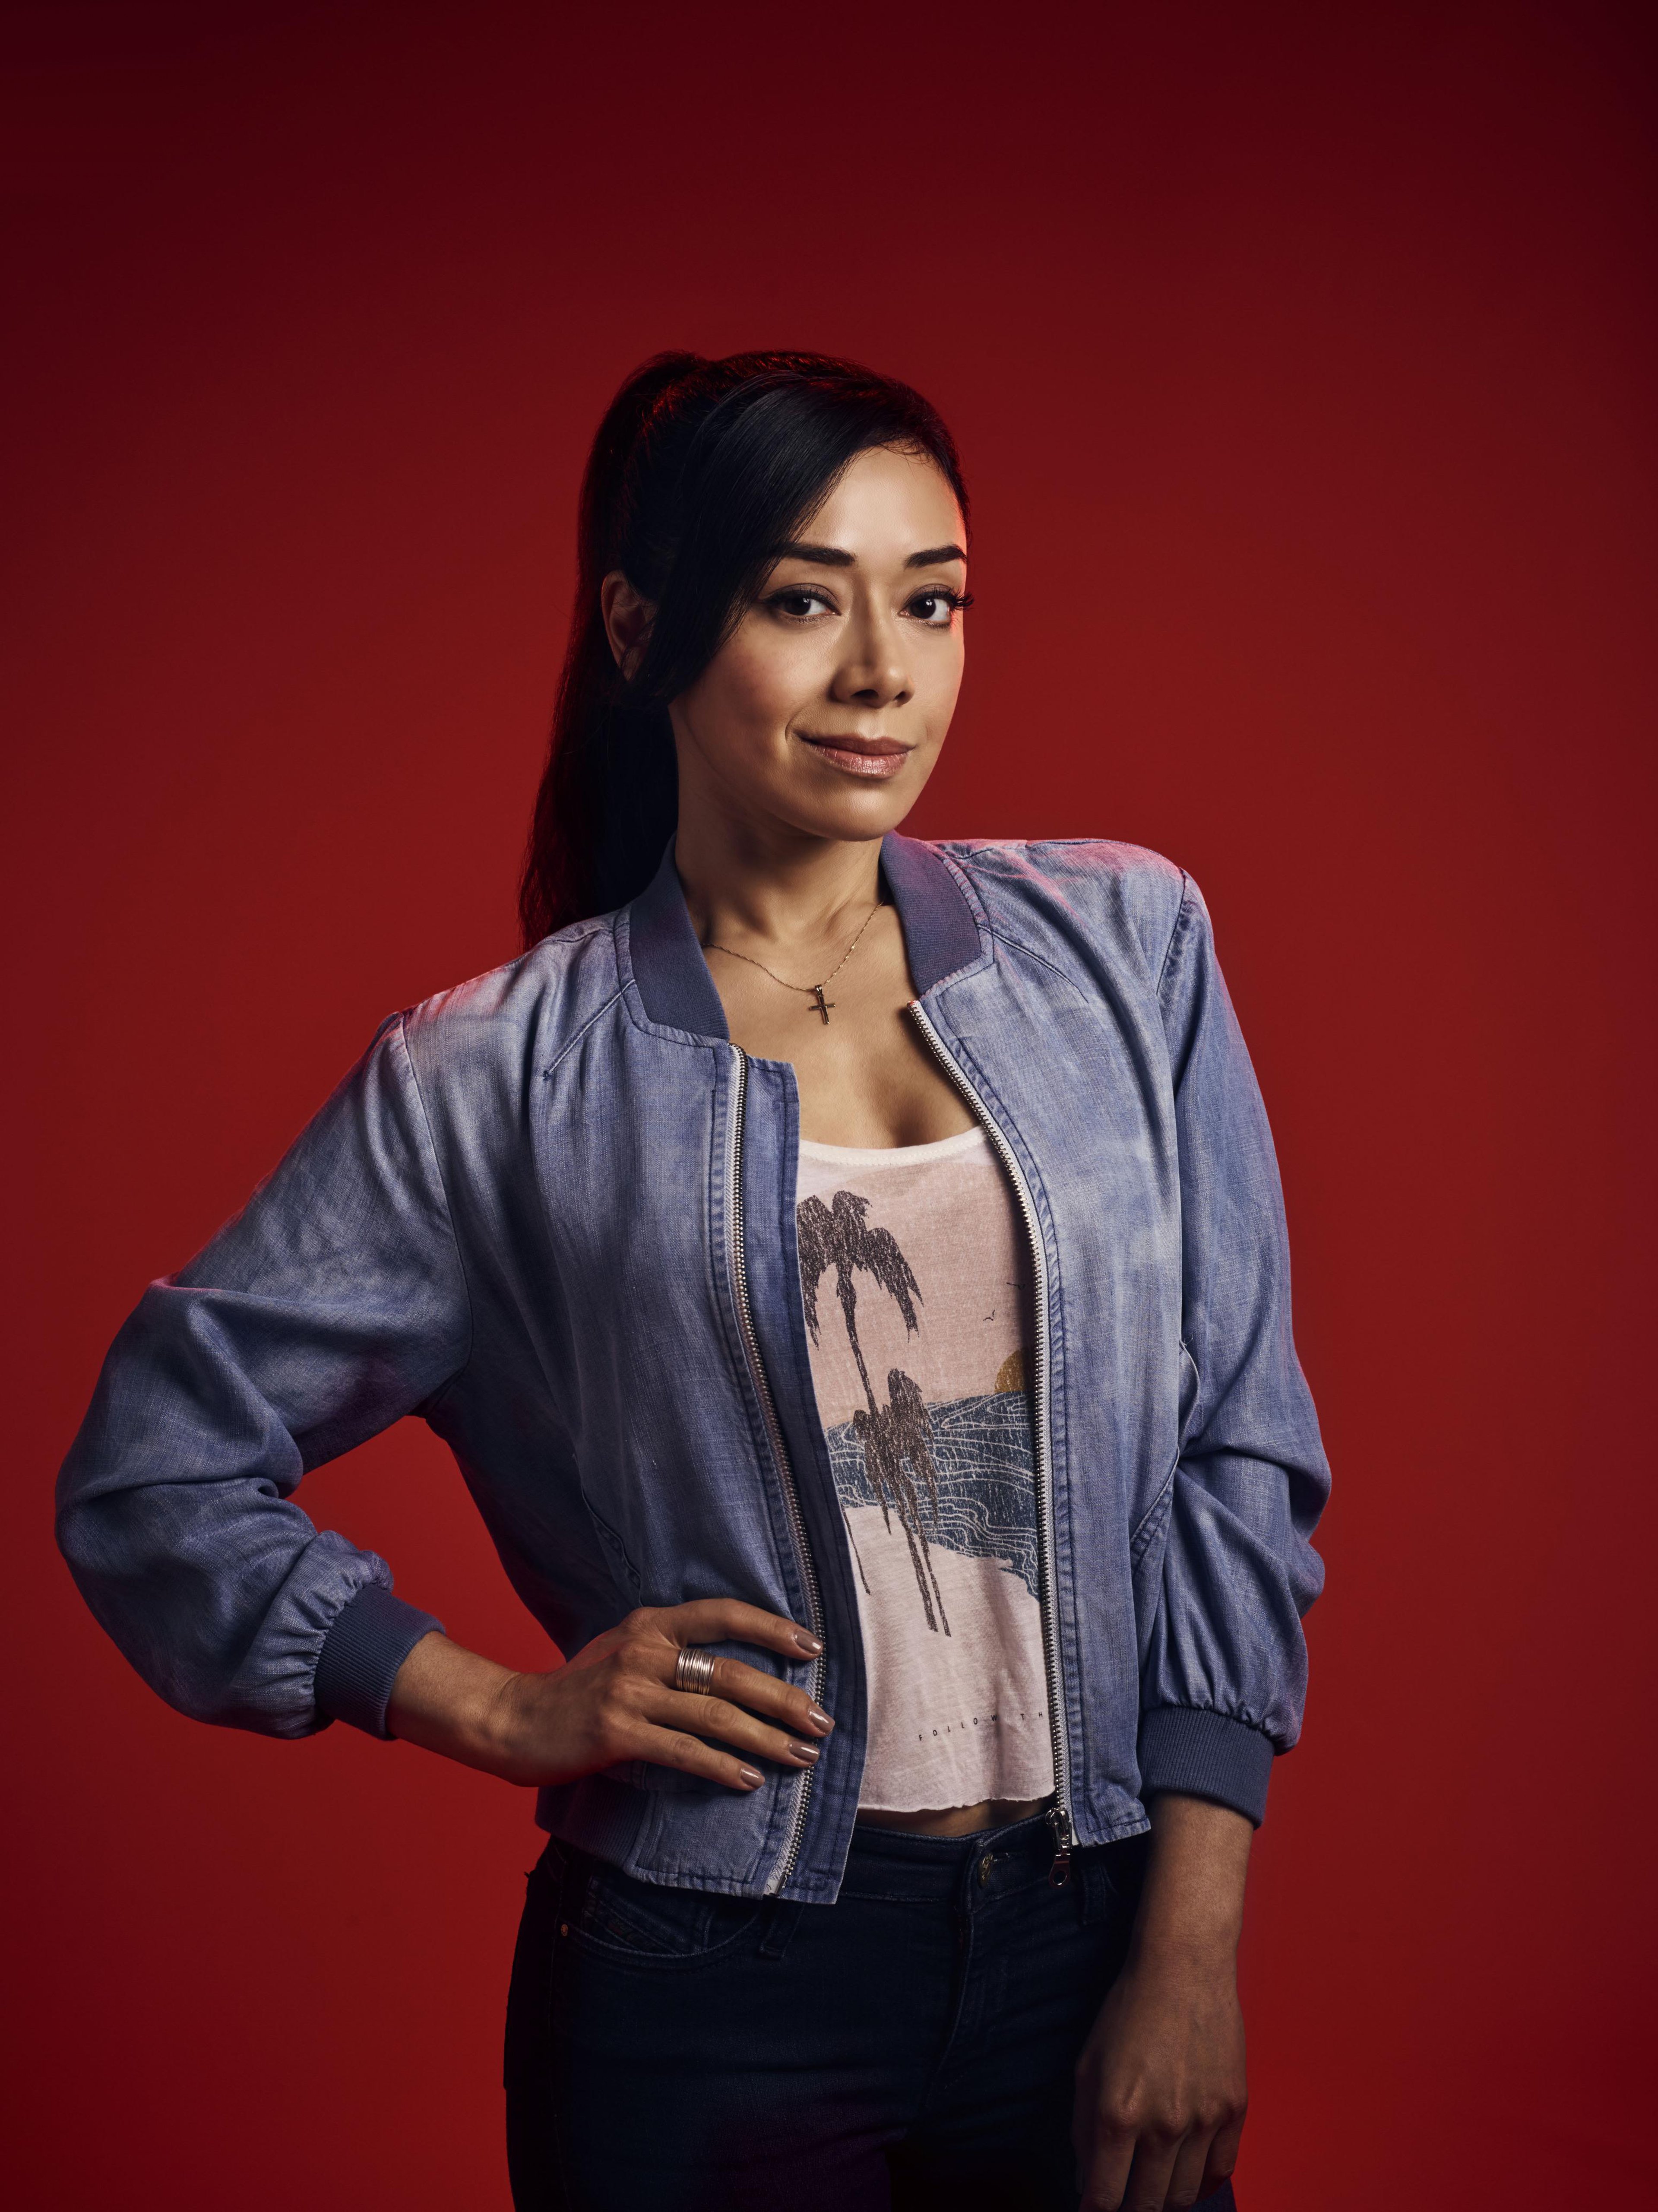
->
[768,540,968,569]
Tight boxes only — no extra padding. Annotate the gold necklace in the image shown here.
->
[704,900,884,1025]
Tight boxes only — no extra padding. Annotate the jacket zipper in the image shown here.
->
[727,1048,826,1897]
[905,1003,1076,1883]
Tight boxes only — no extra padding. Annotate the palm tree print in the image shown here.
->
[797,1192,920,1399]
[797,1191,951,1634]
[851,1368,951,1635]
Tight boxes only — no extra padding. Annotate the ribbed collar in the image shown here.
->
[624,833,986,1041]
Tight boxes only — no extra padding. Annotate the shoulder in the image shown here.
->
[390,918,624,1094]
[932,837,1195,979]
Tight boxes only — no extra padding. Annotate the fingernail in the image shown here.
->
[788,1741,821,1764]
[806,1705,833,1733]
[792,1631,824,1655]
[737,1765,763,1790]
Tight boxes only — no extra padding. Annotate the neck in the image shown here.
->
[674,806,884,952]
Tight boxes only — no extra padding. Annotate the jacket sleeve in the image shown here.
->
[1137,874,1330,1825]
[55,1013,470,1741]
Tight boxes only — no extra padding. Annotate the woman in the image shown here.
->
[58,352,1329,2211]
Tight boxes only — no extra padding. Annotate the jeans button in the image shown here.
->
[977,1852,996,1887]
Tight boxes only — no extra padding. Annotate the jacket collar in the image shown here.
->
[624,833,986,1041]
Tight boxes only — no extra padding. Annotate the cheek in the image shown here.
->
[698,631,819,735]
[919,640,965,731]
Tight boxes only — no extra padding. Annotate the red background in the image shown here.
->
[4,4,1655,2205]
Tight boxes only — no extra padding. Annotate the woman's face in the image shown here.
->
[660,444,968,848]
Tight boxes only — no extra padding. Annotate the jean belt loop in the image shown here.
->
[759,1895,806,1960]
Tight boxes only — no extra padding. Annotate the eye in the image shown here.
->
[906,587,971,627]
[764,586,838,621]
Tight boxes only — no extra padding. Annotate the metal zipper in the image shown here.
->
[905,1002,1076,1883]
[726,1047,826,1897]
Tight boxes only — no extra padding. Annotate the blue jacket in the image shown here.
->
[57,836,1329,1901]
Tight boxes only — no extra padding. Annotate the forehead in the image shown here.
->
[792,445,964,559]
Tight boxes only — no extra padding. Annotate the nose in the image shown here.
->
[830,605,911,710]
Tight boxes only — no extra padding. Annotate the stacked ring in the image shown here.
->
[673,1646,718,1695]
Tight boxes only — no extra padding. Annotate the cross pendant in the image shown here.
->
[811,985,834,1024]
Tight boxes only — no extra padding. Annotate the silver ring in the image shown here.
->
[674,1646,718,1695]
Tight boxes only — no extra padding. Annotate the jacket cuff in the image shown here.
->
[1139,1705,1276,1827]
[313,1583,443,1739]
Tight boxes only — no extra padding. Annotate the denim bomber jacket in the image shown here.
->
[57,835,1330,1902]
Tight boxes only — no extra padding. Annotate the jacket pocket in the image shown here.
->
[1176,1338,1201,1449]
[1129,1343,1200,1660]
[1130,1343,1199,1566]
[1130,1474,1174,1672]
[1130,1468,1175,1572]
[580,1493,644,1607]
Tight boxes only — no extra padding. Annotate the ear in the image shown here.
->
[600,571,655,676]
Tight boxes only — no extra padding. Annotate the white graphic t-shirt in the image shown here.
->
[795,1128,1055,1814]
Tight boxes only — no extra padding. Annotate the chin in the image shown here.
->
[773,751,937,841]
[786,784,920,846]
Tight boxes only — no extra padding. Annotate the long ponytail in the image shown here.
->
[518,350,968,944]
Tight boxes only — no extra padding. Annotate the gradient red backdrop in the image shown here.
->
[5,4,1654,2206]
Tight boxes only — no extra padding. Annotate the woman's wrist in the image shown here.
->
[386,1630,533,1780]
[1129,1791,1252,1971]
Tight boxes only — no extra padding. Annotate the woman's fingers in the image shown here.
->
[658,1597,822,1662]
[1117,2136,1180,2212]
[656,1687,822,1769]
[630,1719,769,1793]
[645,1604,833,1743]
[694,1653,833,1735]
[1197,2114,1244,2202]
[1076,2113,1136,2212]
[1166,2125,1219,2207]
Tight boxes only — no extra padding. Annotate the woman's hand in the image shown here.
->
[385,1601,831,1791]
[1073,1794,1253,2210]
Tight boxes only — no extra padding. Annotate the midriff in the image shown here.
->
[856,1794,1050,1838]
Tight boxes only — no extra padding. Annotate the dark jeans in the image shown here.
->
[504,1810,1239,2211]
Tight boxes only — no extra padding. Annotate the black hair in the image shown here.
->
[518,350,968,943]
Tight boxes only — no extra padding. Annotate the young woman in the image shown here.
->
[58,352,1329,2212]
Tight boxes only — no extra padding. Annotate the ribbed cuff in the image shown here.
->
[1138,1705,1276,1827]
[313,1583,444,1739]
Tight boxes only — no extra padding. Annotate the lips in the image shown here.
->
[797,734,913,780]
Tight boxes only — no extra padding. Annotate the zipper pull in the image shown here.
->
[1047,1803,1074,1888]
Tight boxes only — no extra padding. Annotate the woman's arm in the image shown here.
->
[1139,871,1331,1822]
[1074,875,1326,2206]
[387,1600,834,1791]
[1073,1793,1252,2212]
[56,1014,467,1737]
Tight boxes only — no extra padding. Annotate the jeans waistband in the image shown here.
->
[840,1810,1151,1914]
[840,1811,1055,1896]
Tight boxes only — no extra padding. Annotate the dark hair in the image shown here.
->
[518,350,969,943]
